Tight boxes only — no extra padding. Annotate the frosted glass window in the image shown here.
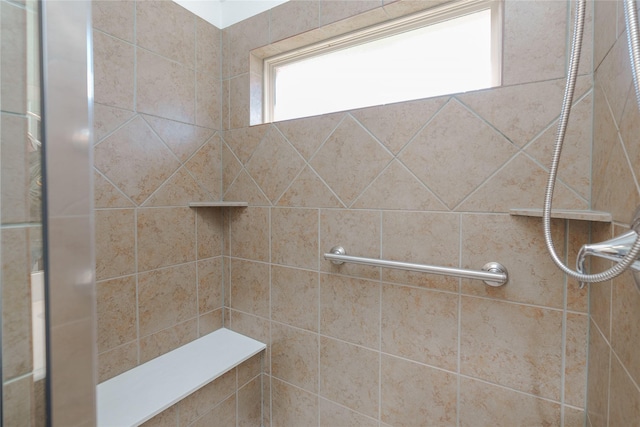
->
[264,1,501,122]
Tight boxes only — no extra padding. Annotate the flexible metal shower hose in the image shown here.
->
[543,0,640,283]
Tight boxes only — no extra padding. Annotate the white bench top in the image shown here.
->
[97,328,266,427]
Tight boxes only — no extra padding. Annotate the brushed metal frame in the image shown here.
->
[41,0,96,425]
[325,246,508,286]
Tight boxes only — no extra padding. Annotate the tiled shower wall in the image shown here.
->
[92,1,226,382]
[222,0,594,426]
[587,1,640,425]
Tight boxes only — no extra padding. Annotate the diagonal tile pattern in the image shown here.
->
[142,114,215,162]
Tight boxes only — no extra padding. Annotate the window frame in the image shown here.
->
[262,0,503,123]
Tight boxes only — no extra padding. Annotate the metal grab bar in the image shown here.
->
[324,246,508,287]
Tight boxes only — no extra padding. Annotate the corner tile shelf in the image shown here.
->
[189,201,248,208]
[509,208,612,222]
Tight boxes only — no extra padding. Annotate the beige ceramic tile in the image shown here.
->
[136,0,195,67]
[619,81,640,190]
[611,271,640,386]
[319,209,381,280]
[191,395,236,427]
[222,142,243,192]
[609,355,640,426]
[137,207,196,271]
[271,322,319,393]
[275,112,343,160]
[0,114,28,224]
[1,2,26,114]
[222,125,269,164]
[139,318,198,363]
[563,406,586,427]
[228,73,250,129]
[196,71,222,130]
[185,136,222,199]
[97,275,137,353]
[591,83,617,203]
[177,369,236,426]
[94,209,135,281]
[93,31,135,110]
[196,17,221,75]
[589,223,613,340]
[230,259,270,318]
[594,0,618,70]
[311,116,392,206]
[138,263,197,337]
[319,0,381,26]
[502,0,567,85]
[229,207,270,261]
[459,377,561,427]
[270,0,320,42]
[352,96,447,154]
[198,309,223,336]
[596,33,633,124]
[586,321,610,427]
[352,160,447,211]
[94,116,181,205]
[238,376,262,427]
[140,406,177,427]
[319,398,378,427]
[271,208,319,269]
[141,114,214,163]
[94,170,134,208]
[566,220,590,312]
[565,313,588,408]
[98,341,138,383]
[382,211,459,292]
[93,103,135,144]
[461,214,566,308]
[142,166,211,207]
[380,354,457,427]
[277,166,344,208]
[196,208,223,259]
[319,337,379,418]
[460,297,563,400]
[224,170,271,206]
[222,78,231,131]
[197,258,223,313]
[271,377,319,427]
[320,273,380,349]
[92,1,135,42]
[381,284,457,370]
[224,12,270,78]
[400,99,518,208]
[3,376,33,427]
[245,126,306,202]
[136,49,195,124]
[271,265,318,331]
[238,353,264,386]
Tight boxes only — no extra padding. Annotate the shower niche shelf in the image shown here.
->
[509,208,612,222]
[189,201,248,208]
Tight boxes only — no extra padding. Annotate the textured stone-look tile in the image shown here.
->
[587,321,610,427]
[137,207,195,271]
[272,378,319,427]
[563,406,586,427]
[245,126,305,202]
[1,2,26,114]
[93,31,135,110]
[198,258,223,313]
[620,82,640,191]
[222,143,243,191]
[320,337,379,418]
[97,275,136,353]
[224,11,270,78]
[94,171,134,208]
[93,103,135,144]
[502,0,567,85]
[199,309,223,336]
[589,223,613,340]
[196,71,222,129]
[381,354,457,427]
[238,376,262,427]
[594,0,618,70]
[228,73,250,129]
[143,166,211,207]
[98,341,138,382]
[229,207,270,261]
[3,376,33,427]
[566,220,590,312]
[319,0,380,26]
[271,322,319,393]
[136,0,195,67]
[178,369,236,426]
[460,297,563,400]
[565,313,588,408]
[352,97,448,153]
[185,136,222,199]
[95,116,181,205]
[461,214,565,308]
[137,49,195,124]
[276,112,343,160]
[238,353,263,386]
[230,259,270,318]
[270,0,320,42]
[382,211,459,292]
[311,116,392,206]
[142,115,214,163]
[320,274,380,349]
[196,208,223,259]
[222,125,269,164]
[93,1,135,42]
[138,263,197,337]
[400,100,517,208]
[320,209,380,280]
[596,32,633,124]
[459,377,561,427]
[140,406,177,427]
[191,395,236,427]
[277,166,344,208]
[612,271,640,386]
[224,170,271,206]
[95,209,135,280]
[592,83,617,201]
[1,114,28,224]
[352,160,447,211]
[319,398,378,427]
[381,285,457,370]
[140,318,198,363]
[196,17,221,75]
[609,355,640,427]
[272,208,319,269]
[272,265,318,331]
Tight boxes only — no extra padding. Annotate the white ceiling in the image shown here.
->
[174,0,290,29]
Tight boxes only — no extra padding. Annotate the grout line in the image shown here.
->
[134,208,141,365]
